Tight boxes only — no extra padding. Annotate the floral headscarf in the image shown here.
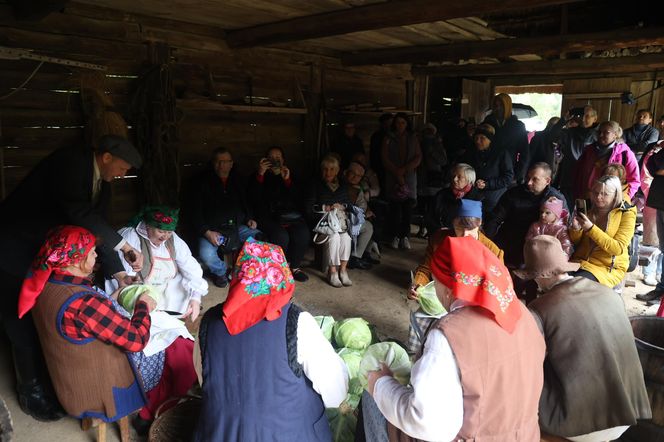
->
[222,237,295,335]
[18,225,96,318]
[430,236,521,333]
[128,206,179,231]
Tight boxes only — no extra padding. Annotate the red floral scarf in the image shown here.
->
[222,238,295,335]
[430,236,521,333]
[18,225,96,318]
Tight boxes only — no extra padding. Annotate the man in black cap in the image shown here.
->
[0,134,144,421]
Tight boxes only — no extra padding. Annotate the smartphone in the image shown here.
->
[217,234,229,248]
[575,199,587,216]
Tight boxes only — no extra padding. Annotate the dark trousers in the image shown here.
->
[259,218,310,268]
[389,198,416,238]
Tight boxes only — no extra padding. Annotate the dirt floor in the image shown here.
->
[0,233,659,441]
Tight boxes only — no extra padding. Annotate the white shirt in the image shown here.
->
[107,222,208,304]
[193,310,349,408]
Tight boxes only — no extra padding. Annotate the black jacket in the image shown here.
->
[483,114,529,183]
[0,146,124,278]
[484,184,567,267]
[247,171,303,224]
[547,121,598,192]
[459,147,514,213]
[189,169,253,237]
[425,186,484,232]
[623,125,659,156]
[304,179,352,228]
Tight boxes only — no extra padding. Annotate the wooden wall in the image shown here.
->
[0,2,411,225]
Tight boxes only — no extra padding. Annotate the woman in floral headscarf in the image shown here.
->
[106,206,208,321]
[17,226,197,435]
[361,236,545,442]
[193,238,348,441]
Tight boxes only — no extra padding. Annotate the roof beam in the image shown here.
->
[413,53,664,77]
[225,0,583,48]
[343,27,664,66]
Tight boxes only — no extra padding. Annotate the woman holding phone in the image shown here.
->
[569,175,636,288]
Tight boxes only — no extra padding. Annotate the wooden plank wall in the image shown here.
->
[0,2,411,226]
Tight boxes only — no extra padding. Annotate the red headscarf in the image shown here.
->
[18,225,96,318]
[222,238,295,335]
[430,236,521,333]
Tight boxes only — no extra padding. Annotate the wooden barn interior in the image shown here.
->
[1,1,664,440]
[2,0,664,225]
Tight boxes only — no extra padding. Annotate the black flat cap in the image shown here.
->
[98,135,142,169]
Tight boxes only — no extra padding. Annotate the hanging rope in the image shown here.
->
[0,61,43,101]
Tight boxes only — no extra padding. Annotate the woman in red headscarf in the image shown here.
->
[193,237,348,441]
[363,236,545,442]
[17,225,197,435]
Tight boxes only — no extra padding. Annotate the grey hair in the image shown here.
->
[452,163,476,186]
[320,153,340,169]
[600,120,624,141]
[593,175,624,209]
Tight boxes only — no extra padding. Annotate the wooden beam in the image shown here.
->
[178,98,308,114]
[343,27,664,66]
[225,0,583,48]
[413,53,664,77]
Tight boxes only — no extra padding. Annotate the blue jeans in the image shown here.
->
[198,225,262,277]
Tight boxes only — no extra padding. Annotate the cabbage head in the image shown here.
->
[315,315,336,341]
[118,284,161,313]
[337,348,363,380]
[333,318,372,351]
[417,281,446,316]
[358,342,411,388]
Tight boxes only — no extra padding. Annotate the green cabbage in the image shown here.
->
[315,315,336,341]
[358,342,412,388]
[337,348,363,380]
[417,281,446,316]
[333,318,372,351]
[118,284,161,313]
[326,404,357,442]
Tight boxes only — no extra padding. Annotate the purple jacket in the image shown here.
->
[573,141,640,200]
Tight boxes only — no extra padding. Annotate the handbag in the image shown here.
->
[312,208,344,245]
[217,223,240,254]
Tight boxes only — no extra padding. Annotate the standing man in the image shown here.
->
[517,236,650,441]
[0,135,144,421]
[332,120,365,171]
[369,113,393,190]
[482,93,530,184]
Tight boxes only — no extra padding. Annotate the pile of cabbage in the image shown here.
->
[315,316,412,442]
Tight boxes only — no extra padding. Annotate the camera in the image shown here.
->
[569,107,585,119]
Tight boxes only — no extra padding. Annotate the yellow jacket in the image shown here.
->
[413,228,504,287]
[570,203,636,287]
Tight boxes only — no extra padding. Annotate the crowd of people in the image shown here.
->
[0,92,663,441]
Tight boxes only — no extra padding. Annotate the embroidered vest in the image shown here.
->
[31,281,145,422]
[436,303,545,441]
[194,303,331,442]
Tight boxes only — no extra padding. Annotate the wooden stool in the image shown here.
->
[81,416,130,442]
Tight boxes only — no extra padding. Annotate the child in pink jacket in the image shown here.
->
[526,196,573,258]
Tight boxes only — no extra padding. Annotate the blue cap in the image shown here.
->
[454,199,483,219]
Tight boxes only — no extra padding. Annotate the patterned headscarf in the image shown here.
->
[222,238,295,335]
[18,225,96,318]
[430,236,522,333]
[129,206,179,231]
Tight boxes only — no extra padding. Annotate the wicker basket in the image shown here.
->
[148,396,201,442]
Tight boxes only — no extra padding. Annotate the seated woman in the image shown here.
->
[344,161,377,270]
[17,226,197,435]
[410,199,503,298]
[106,206,208,321]
[193,238,348,441]
[305,154,354,288]
[248,146,310,282]
[570,175,637,288]
[459,123,514,214]
[425,162,483,233]
[362,236,545,441]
